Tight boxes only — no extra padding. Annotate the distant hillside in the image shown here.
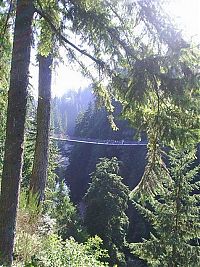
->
[66,102,147,203]
[51,86,93,136]
[64,102,149,246]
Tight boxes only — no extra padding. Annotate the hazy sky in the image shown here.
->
[29,0,200,97]
[167,0,200,41]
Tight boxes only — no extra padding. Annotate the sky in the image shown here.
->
[166,0,200,42]
[29,0,200,97]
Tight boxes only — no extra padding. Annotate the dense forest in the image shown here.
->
[0,0,199,266]
[51,88,93,135]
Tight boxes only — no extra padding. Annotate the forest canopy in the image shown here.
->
[0,0,199,266]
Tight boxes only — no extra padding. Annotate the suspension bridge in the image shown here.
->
[50,136,148,146]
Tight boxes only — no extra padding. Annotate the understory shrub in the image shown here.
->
[14,193,108,267]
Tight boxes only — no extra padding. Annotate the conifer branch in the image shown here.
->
[34,6,105,67]
[0,0,13,49]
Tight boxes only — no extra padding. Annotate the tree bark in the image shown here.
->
[0,0,34,265]
[29,54,53,204]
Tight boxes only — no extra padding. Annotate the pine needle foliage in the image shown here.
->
[51,181,88,242]
[84,157,130,266]
[33,0,200,193]
[130,146,200,267]
[0,0,12,179]
[130,137,170,196]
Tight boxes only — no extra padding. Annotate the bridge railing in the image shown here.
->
[50,135,148,146]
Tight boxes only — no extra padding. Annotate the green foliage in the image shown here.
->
[51,97,64,135]
[0,1,12,180]
[25,0,200,197]
[15,192,107,267]
[1,1,199,265]
[15,192,55,265]
[111,42,200,147]
[22,96,37,189]
[37,234,108,267]
[60,0,200,150]
[35,0,60,57]
[16,227,108,267]
[0,89,7,177]
[130,147,200,267]
[119,75,200,148]
[51,181,88,242]
[93,82,119,131]
[34,0,199,170]
[130,141,167,196]
[38,18,54,57]
[70,0,200,162]
[0,1,12,88]
[50,0,199,194]
[84,157,130,266]
[22,95,58,199]
[51,88,92,136]
[43,140,59,211]
[67,100,147,203]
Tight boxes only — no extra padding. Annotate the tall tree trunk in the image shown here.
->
[29,54,53,204]
[0,0,34,265]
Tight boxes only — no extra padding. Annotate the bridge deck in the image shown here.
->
[51,137,148,146]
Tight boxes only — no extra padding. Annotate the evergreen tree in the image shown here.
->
[22,95,37,190]
[51,97,63,135]
[52,181,88,242]
[29,53,53,204]
[131,147,200,267]
[29,0,60,204]
[0,1,34,264]
[66,100,147,203]
[84,157,130,266]
[0,0,199,264]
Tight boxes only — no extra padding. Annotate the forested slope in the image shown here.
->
[66,102,147,203]
[0,0,199,266]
